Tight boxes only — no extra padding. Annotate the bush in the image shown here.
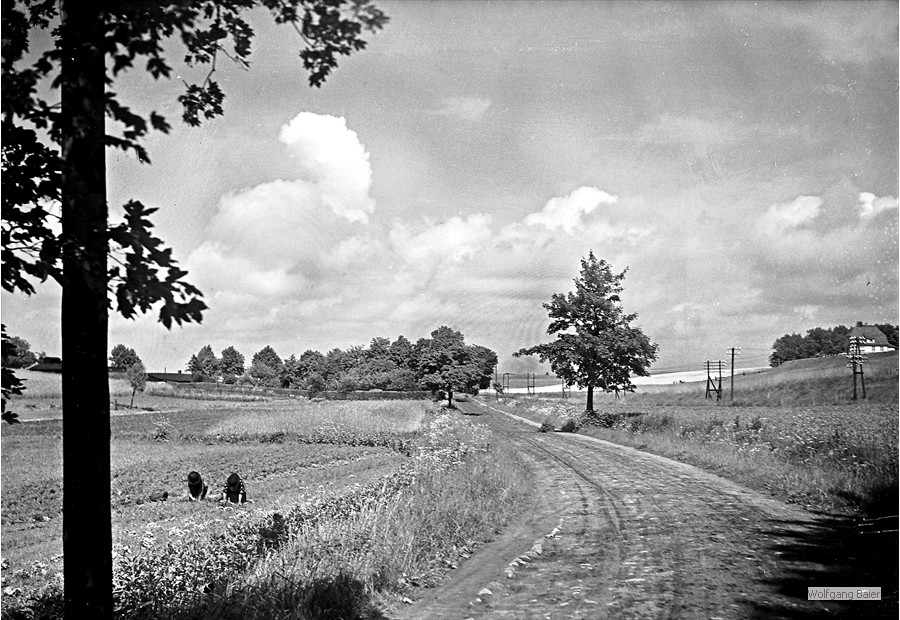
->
[305,372,326,397]
[581,409,625,428]
[539,420,555,433]
[559,418,578,433]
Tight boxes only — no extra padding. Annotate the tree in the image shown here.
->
[1,2,387,616]
[515,252,658,412]
[469,344,499,390]
[219,346,245,384]
[109,344,141,369]
[2,325,26,424]
[1,332,39,368]
[368,336,392,361]
[282,354,303,388]
[250,345,284,387]
[873,323,899,349]
[299,349,327,380]
[324,347,351,385]
[124,361,146,408]
[187,344,218,379]
[389,334,416,369]
[416,326,495,407]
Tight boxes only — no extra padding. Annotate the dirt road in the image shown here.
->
[392,399,896,619]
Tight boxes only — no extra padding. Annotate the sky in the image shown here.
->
[2,0,898,375]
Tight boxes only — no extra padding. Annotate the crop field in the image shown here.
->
[1,395,532,619]
[495,395,899,516]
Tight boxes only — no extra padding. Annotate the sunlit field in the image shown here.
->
[0,396,531,619]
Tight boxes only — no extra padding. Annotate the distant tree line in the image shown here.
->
[1,331,44,368]
[183,326,497,401]
[769,322,899,367]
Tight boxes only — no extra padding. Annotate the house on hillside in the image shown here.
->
[847,325,896,354]
[29,356,63,373]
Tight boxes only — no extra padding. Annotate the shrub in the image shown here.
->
[581,409,624,428]
[539,420,555,433]
[305,372,326,397]
[559,418,579,433]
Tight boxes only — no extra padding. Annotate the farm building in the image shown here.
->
[146,371,207,383]
[847,325,896,354]
[28,357,62,373]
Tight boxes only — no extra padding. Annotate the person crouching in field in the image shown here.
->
[220,472,249,505]
[187,471,208,501]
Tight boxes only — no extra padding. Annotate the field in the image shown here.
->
[627,350,899,405]
[3,360,897,617]
[1,394,532,619]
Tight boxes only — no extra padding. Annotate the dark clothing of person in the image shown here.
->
[187,471,208,500]
[222,472,247,504]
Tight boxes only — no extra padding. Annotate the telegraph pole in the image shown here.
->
[728,347,741,402]
[846,337,868,400]
[704,360,725,401]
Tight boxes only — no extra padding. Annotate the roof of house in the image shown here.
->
[848,325,892,347]
[146,372,203,383]
[29,357,63,373]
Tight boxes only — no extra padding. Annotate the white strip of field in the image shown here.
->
[501,367,771,394]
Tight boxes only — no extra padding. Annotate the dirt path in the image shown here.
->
[392,399,896,619]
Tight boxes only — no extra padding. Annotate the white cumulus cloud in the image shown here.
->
[524,186,618,234]
[279,112,375,223]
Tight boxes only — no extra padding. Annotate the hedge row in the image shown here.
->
[169,382,431,401]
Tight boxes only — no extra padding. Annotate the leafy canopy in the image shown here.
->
[219,345,245,383]
[515,252,658,396]
[109,343,141,369]
[187,344,219,376]
[417,326,496,403]
[2,0,388,327]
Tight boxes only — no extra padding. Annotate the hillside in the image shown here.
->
[624,351,898,406]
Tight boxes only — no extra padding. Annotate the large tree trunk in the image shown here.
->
[447,388,453,408]
[60,1,113,617]
[586,385,594,412]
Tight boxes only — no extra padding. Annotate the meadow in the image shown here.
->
[0,394,532,619]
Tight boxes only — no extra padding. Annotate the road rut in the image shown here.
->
[392,399,896,619]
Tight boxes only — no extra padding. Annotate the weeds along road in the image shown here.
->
[393,398,896,620]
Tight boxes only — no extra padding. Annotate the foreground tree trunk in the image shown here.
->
[60,1,113,617]
[447,388,453,408]
[586,385,594,412]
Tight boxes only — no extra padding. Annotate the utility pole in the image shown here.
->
[846,336,868,400]
[727,347,741,402]
[704,360,725,401]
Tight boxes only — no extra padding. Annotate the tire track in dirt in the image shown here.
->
[390,399,894,619]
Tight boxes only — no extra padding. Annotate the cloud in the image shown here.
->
[278,112,374,223]
[746,191,898,320]
[389,214,494,282]
[757,195,822,236]
[858,192,899,218]
[185,112,377,310]
[432,96,492,122]
[524,186,618,234]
